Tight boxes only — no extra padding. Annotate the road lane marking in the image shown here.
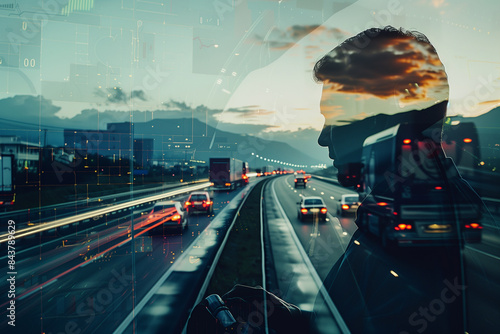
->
[466,245,500,261]
[271,179,350,334]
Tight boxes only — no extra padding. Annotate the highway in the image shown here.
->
[0,185,242,333]
[1,175,499,333]
[268,175,500,333]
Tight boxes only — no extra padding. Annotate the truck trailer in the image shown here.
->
[356,123,482,248]
[209,158,245,190]
[0,154,15,209]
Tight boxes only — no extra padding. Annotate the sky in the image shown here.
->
[0,0,499,160]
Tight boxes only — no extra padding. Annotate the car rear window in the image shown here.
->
[344,196,359,202]
[190,194,207,201]
[304,199,323,205]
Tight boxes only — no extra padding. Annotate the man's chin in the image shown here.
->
[336,162,363,188]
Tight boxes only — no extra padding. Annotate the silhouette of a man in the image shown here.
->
[312,26,486,333]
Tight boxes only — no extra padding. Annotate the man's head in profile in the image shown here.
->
[314,26,449,186]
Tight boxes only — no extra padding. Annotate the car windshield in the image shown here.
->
[1,2,498,334]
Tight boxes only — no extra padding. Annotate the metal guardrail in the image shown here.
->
[483,197,500,215]
[113,182,257,334]
[269,177,350,333]
[311,174,341,185]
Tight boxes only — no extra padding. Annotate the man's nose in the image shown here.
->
[318,126,331,147]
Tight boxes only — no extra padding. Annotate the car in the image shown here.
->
[294,175,307,188]
[297,196,328,221]
[148,201,188,233]
[337,194,360,216]
[184,191,213,214]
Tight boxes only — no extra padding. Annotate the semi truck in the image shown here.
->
[356,123,482,248]
[262,165,275,176]
[242,161,250,184]
[0,155,15,210]
[209,158,245,190]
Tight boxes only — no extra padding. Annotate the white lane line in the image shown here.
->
[271,179,351,334]
[260,181,270,334]
[466,245,500,261]
[327,213,352,252]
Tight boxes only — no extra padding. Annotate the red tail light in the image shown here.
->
[321,208,327,214]
[184,201,191,207]
[294,179,297,182]
[465,223,482,229]
[463,138,472,143]
[300,208,308,214]
[171,214,181,221]
[377,202,388,206]
[434,186,443,190]
[395,224,413,231]
[403,139,412,144]
[342,204,349,210]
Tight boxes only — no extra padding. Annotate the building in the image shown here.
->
[134,138,154,168]
[63,122,134,160]
[0,136,40,172]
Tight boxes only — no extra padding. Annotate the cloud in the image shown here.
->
[254,25,345,51]
[319,100,345,119]
[431,0,449,8]
[131,90,147,101]
[163,100,191,110]
[0,95,62,126]
[214,108,275,122]
[315,35,449,104]
[107,88,128,103]
[95,87,148,104]
[255,25,318,50]
[479,99,500,106]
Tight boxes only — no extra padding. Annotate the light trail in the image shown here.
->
[1,212,175,308]
[0,182,211,243]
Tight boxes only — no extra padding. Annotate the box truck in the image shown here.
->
[0,155,15,209]
[209,158,244,190]
[356,123,482,247]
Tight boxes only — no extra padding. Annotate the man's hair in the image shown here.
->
[314,26,450,168]
[314,26,443,83]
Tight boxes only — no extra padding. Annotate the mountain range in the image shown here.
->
[0,94,499,169]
